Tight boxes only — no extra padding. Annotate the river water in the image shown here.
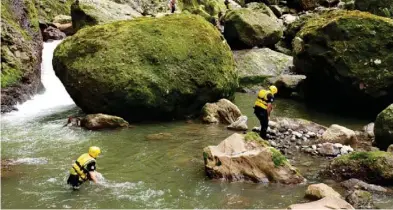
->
[1,41,392,208]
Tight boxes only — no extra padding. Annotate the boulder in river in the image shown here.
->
[374,104,393,150]
[288,196,354,210]
[227,115,248,131]
[325,151,393,185]
[223,6,283,49]
[203,132,305,184]
[345,190,375,209]
[267,74,306,97]
[42,26,66,41]
[81,113,129,130]
[234,48,293,88]
[293,10,393,116]
[321,124,357,145]
[53,14,237,122]
[341,178,388,193]
[305,183,342,200]
[202,99,242,124]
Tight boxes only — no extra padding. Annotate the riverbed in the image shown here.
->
[1,41,391,209]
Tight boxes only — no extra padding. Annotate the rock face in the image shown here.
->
[1,0,43,112]
[71,0,142,31]
[305,183,342,200]
[42,26,66,41]
[374,104,393,150]
[288,196,354,210]
[81,113,129,130]
[267,74,306,97]
[341,178,388,193]
[203,133,305,184]
[346,190,375,209]
[293,10,393,115]
[234,48,293,88]
[321,124,357,145]
[53,14,237,122]
[223,7,283,49]
[201,99,242,124]
[227,115,248,131]
[325,151,393,185]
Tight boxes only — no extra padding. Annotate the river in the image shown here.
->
[1,41,392,208]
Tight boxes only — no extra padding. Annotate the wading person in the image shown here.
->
[168,0,176,13]
[253,86,278,139]
[67,146,101,190]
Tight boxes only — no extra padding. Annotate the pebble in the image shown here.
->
[307,131,316,138]
[293,131,302,138]
[317,144,322,147]
[334,143,343,148]
[291,136,296,141]
[269,140,277,147]
[296,140,302,146]
[312,145,317,150]
[302,137,308,141]
[295,146,300,150]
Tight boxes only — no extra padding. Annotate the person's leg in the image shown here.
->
[67,174,82,190]
[254,107,265,138]
[171,5,175,13]
[260,110,269,139]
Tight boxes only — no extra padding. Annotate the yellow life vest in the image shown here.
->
[69,153,96,181]
[254,89,272,109]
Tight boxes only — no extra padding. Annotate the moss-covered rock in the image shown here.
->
[325,151,393,185]
[223,7,283,49]
[374,104,393,150]
[203,133,304,183]
[81,113,129,130]
[35,0,74,22]
[71,0,142,31]
[342,0,393,17]
[53,14,237,121]
[234,48,293,88]
[181,0,227,20]
[293,10,393,116]
[1,0,43,112]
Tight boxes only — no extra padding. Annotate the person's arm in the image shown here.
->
[89,171,98,184]
[266,93,274,116]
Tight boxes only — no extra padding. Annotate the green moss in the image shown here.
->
[239,75,269,87]
[36,0,74,21]
[25,0,39,32]
[374,104,393,150]
[53,14,237,121]
[270,147,288,167]
[244,132,270,146]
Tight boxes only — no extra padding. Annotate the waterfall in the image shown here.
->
[2,40,76,123]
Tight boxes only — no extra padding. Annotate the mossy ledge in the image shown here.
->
[53,14,237,122]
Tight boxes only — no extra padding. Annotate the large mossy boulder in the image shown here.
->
[181,0,227,22]
[374,104,393,150]
[325,151,393,185]
[53,14,237,122]
[234,48,293,88]
[223,7,283,49]
[293,10,393,116]
[203,132,305,184]
[71,0,142,31]
[1,0,43,112]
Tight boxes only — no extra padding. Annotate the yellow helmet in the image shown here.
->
[88,146,101,158]
[269,85,278,95]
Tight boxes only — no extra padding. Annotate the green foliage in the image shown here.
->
[270,148,287,167]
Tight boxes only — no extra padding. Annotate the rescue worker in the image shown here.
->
[254,86,278,139]
[168,0,176,13]
[67,146,101,190]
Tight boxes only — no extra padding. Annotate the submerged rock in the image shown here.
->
[53,14,237,122]
[374,104,393,150]
[325,151,393,185]
[321,124,357,145]
[341,178,387,194]
[288,196,354,209]
[81,114,129,130]
[203,133,305,184]
[202,99,242,124]
[234,48,293,88]
[227,115,248,131]
[293,10,393,115]
[223,7,283,49]
[345,190,375,209]
[145,132,172,141]
[305,183,342,200]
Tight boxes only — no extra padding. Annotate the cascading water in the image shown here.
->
[2,40,75,124]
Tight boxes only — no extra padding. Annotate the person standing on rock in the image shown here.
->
[254,86,278,139]
[67,146,101,190]
[168,0,176,13]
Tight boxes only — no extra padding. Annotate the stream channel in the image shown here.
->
[1,40,392,209]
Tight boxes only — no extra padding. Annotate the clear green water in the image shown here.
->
[1,93,391,209]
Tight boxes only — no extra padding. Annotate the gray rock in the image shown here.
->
[334,143,343,148]
[302,137,308,141]
[388,144,393,153]
[340,145,352,155]
[281,14,298,26]
[363,122,375,138]
[293,131,302,138]
[307,131,317,138]
[227,115,248,131]
[341,178,387,193]
[318,143,340,156]
[312,145,317,150]
[346,190,375,209]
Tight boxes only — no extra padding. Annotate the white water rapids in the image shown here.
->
[2,40,75,124]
